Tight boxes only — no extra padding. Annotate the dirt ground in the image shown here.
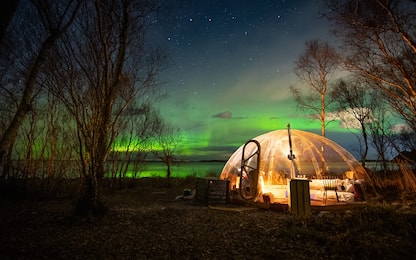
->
[1,177,416,259]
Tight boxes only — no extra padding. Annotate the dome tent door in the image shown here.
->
[240,140,260,200]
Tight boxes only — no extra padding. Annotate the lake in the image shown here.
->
[8,159,403,179]
[121,161,227,178]
[120,160,401,179]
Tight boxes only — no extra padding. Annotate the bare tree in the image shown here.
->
[368,105,396,173]
[290,39,341,138]
[0,0,82,170]
[330,78,379,166]
[45,0,165,216]
[36,92,78,196]
[151,120,183,187]
[324,0,416,132]
[110,103,162,188]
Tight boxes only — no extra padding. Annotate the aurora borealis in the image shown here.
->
[149,0,354,160]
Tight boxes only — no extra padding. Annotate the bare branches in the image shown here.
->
[324,0,416,131]
[330,78,383,165]
[151,119,182,186]
[0,0,82,164]
[42,0,165,215]
[292,39,341,137]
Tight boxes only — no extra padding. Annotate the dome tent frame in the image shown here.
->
[220,128,367,205]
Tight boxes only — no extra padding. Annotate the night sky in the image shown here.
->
[149,0,352,160]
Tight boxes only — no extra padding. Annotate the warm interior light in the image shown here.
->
[220,129,367,205]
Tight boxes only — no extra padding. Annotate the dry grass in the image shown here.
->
[368,162,416,201]
[1,177,416,259]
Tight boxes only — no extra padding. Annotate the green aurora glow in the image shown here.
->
[115,1,394,161]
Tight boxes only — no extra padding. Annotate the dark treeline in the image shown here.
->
[0,0,176,216]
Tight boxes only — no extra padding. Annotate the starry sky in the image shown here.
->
[149,0,354,160]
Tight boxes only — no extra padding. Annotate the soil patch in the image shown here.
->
[1,177,416,259]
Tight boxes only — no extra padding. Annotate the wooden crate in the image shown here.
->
[195,178,230,205]
[289,179,311,216]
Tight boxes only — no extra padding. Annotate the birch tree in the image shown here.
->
[46,0,165,216]
[290,39,340,138]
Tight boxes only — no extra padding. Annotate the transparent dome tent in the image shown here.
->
[220,129,368,205]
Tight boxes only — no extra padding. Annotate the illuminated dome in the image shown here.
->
[220,129,368,204]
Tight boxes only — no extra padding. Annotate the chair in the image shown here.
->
[322,176,339,205]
